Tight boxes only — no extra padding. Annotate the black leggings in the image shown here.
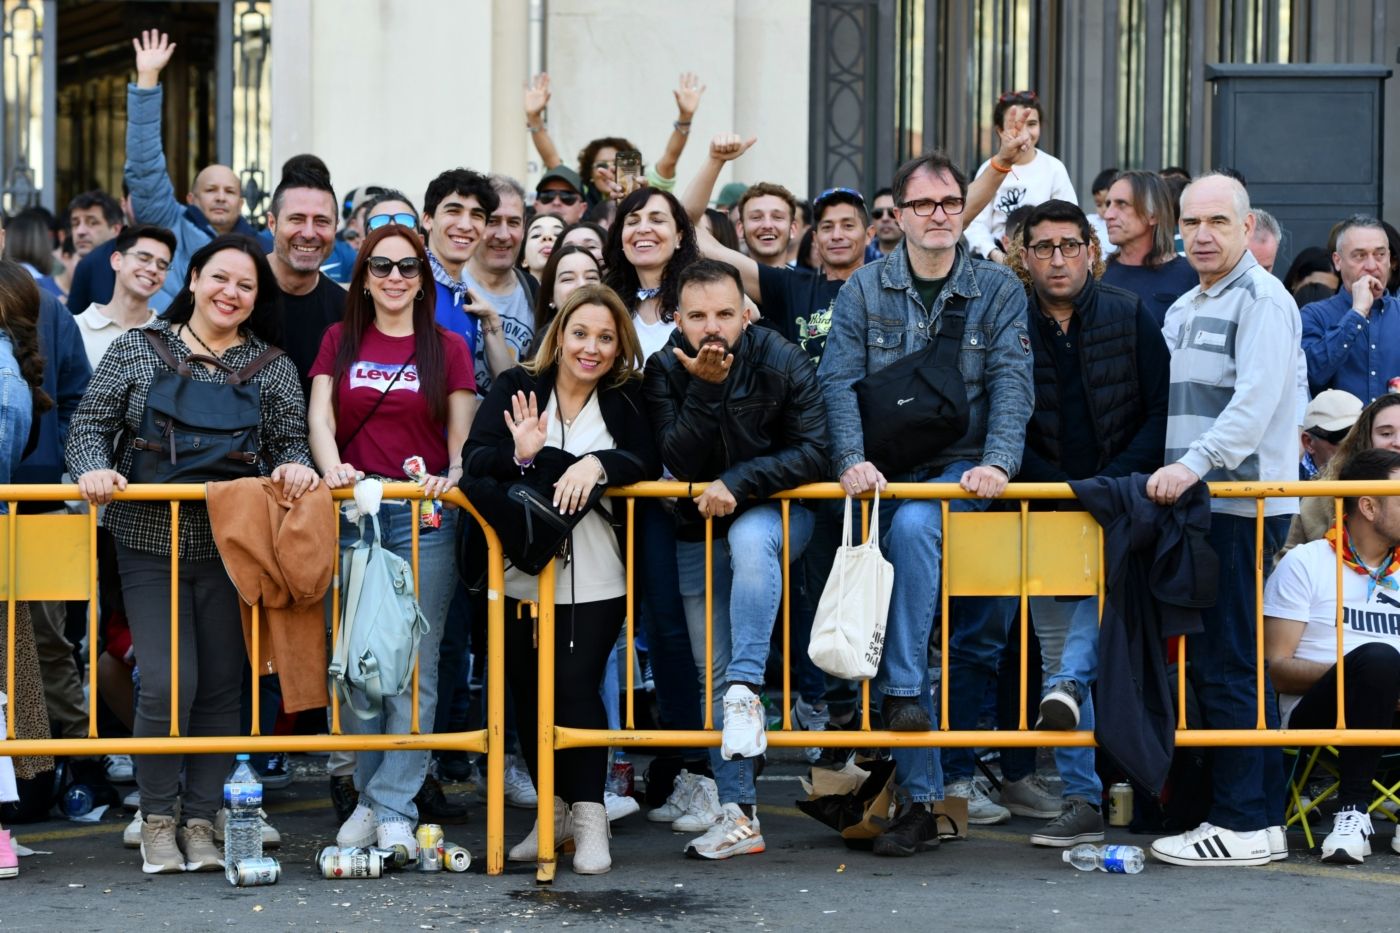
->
[504,596,625,804]
[1288,641,1400,807]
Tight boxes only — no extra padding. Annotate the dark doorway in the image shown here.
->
[54,1,219,211]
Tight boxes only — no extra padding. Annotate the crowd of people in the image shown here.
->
[1,31,1399,882]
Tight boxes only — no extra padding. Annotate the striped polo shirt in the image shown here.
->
[1162,250,1301,517]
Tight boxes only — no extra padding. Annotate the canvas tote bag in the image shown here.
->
[807,495,895,681]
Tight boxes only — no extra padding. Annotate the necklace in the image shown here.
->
[183,323,235,357]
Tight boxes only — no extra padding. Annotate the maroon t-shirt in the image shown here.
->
[311,323,475,477]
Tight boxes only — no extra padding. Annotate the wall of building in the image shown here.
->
[269,0,811,213]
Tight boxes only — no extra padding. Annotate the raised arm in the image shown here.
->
[964,108,1032,262]
[652,73,707,186]
[524,73,566,172]
[125,30,184,232]
[682,133,762,300]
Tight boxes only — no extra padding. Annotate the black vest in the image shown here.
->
[1026,279,1144,472]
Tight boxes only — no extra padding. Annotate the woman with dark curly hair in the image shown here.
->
[602,188,700,365]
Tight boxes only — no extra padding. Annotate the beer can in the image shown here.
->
[1109,782,1133,827]
[371,844,414,870]
[317,846,382,879]
[234,856,281,886]
[416,823,444,872]
[442,843,471,872]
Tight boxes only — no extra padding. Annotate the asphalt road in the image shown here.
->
[7,753,1400,932]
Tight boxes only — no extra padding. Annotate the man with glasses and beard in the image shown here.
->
[864,188,904,261]
[533,167,588,225]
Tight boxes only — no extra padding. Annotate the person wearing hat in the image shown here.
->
[1301,389,1364,480]
[534,166,588,225]
[716,182,748,247]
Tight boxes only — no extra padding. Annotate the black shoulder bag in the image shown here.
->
[853,303,970,475]
[128,329,284,484]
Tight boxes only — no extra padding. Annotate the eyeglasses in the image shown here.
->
[814,186,867,209]
[536,190,582,206]
[1028,239,1085,260]
[998,89,1040,104]
[898,197,965,217]
[870,207,895,220]
[366,212,418,232]
[123,249,170,272]
[366,256,422,278]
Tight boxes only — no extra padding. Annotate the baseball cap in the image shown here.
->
[1303,389,1363,433]
[536,165,583,194]
[716,182,748,208]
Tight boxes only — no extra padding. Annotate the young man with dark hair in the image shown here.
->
[74,223,173,368]
[68,190,124,257]
[1266,447,1400,863]
[265,169,345,386]
[644,258,827,860]
[420,167,499,392]
[1100,170,1199,326]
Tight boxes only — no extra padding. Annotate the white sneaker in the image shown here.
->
[336,803,377,848]
[647,770,697,823]
[672,775,724,833]
[1267,824,1288,861]
[213,807,282,849]
[123,809,143,848]
[684,802,765,860]
[720,685,767,761]
[604,790,640,822]
[792,697,829,765]
[103,754,135,783]
[1321,807,1373,864]
[946,778,1010,825]
[504,755,539,809]
[1149,821,1272,867]
[123,790,140,811]
[376,819,419,859]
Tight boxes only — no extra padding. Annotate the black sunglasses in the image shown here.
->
[998,89,1040,104]
[536,191,582,206]
[870,207,895,220]
[366,256,422,278]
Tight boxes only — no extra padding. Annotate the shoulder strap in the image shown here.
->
[227,346,286,386]
[933,300,967,369]
[140,328,193,376]
[141,326,277,382]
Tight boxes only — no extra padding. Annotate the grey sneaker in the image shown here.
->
[1037,681,1083,730]
[1028,797,1106,847]
[946,778,1010,825]
[1000,774,1063,819]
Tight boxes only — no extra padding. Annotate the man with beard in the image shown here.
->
[265,169,345,388]
[644,259,827,860]
[737,183,798,269]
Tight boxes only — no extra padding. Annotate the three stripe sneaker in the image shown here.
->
[1149,821,1272,867]
[684,802,765,860]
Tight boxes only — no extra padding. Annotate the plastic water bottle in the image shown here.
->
[62,784,95,818]
[1062,843,1145,874]
[224,754,264,884]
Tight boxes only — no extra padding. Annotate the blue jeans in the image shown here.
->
[1029,596,1101,801]
[677,503,813,805]
[335,503,458,825]
[1191,513,1287,831]
[879,460,986,803]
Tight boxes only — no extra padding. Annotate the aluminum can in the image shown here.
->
[318,846,383,879]
[443,843,471,872]
[372,844,414,869]
[416,823,444,872]
[234,857,281,886]
[1109,782,1134,827]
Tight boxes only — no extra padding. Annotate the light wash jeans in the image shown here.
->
[879,459,989,803]
[335,502,458,826]
[1028,596,1101,801]
[676,503,813,805]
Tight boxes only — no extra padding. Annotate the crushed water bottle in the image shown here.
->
[62,783,95,818]
[224,754,264,885]
[1063,843,1145,874]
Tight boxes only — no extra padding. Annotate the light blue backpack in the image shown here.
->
[328,513,429,720]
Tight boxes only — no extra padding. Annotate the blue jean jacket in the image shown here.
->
[817,241,1034,478]
[0,332,34,513]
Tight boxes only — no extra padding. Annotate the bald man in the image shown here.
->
[124,30,257,310]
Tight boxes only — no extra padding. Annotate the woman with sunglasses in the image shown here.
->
[306,224,477,857]
[965,90,1078,264]
[520,213,564,283]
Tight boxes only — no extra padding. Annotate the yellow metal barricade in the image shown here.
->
[0,483,508,876]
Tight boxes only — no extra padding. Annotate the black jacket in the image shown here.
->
[1021,278,1169,482]
[643,325,827,538]
[463,364,660,504]
[1068,474,1216,795]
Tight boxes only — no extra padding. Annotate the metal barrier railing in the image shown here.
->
[0,483,507,875]
[526,479,1398,883]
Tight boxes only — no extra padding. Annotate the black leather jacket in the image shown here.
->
[643,325,827,538]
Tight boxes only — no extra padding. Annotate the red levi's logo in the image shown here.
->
[349,361,420,393]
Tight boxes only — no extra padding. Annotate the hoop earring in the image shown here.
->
[415,288,425,301]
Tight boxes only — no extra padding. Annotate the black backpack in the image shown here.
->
[128,329,284,484]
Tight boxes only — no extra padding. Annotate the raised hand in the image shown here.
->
[709,133,757,163]
[525,73,551,120]
[504,390,550,464]
[995,106,1032,166]
[133,29,176,88]
[674,72,707,119]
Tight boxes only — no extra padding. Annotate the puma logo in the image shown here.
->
[896,397,915,406]
[1377,590,1400,609]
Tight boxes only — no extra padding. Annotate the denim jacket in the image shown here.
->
[0,332,34,512]
[817,241,1033,478]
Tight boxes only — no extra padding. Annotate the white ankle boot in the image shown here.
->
[507,797,573,862]
[570,801,611,875]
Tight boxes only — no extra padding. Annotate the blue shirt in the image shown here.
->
[1301,290,1400,403]
[1101,256,1199,328]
